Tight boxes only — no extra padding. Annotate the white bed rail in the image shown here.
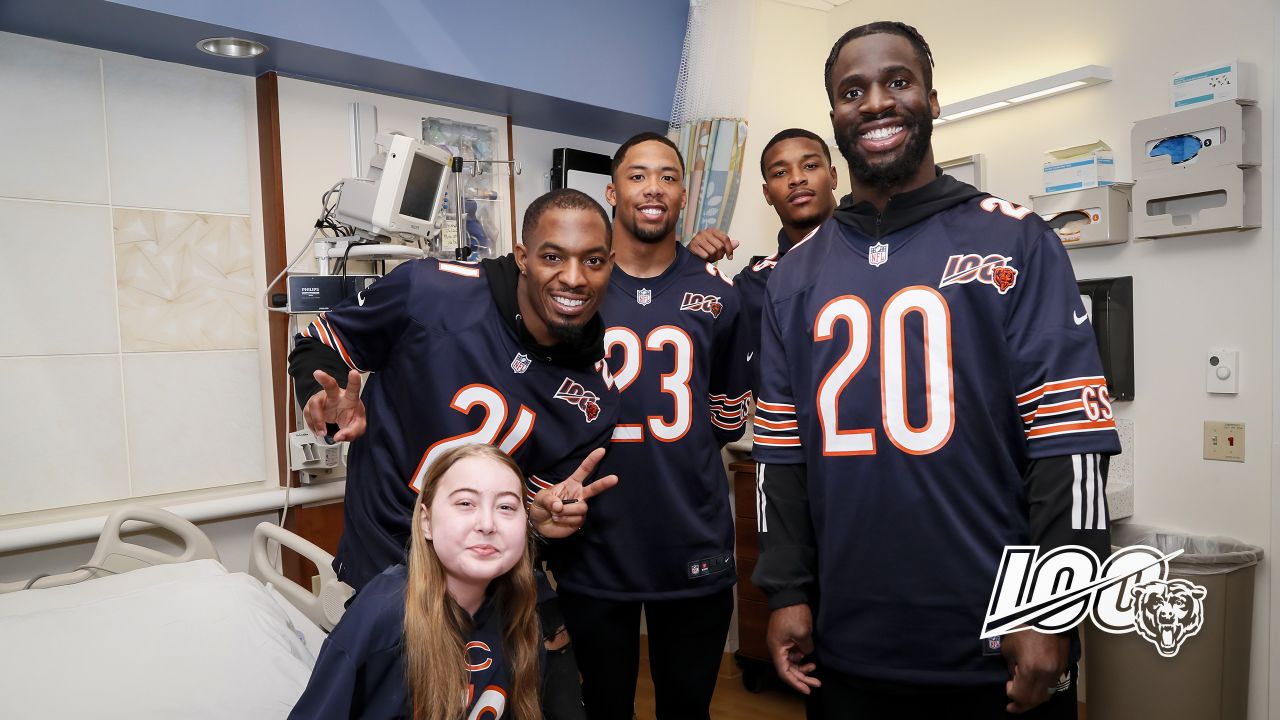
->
[0,505,219,593]
[250,522,353,631]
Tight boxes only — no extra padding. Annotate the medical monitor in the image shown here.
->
[335,133,452,238]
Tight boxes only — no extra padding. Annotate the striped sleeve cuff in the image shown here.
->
[709,390,751,431]
[1071,454,1108,530]
[1019,376,1116,442]
[752,399,801,449]
[305,314,365,373]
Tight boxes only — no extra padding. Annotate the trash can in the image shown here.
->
[1084,524,1263,720]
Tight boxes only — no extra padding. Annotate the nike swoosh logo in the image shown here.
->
[1073,311,1088,325]
[357,292,367,307]
[746,352,754,362]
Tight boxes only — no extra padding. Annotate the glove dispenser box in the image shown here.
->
[1131,101,1260,178]
[1031,184,1131,249]
[1131,99,1262,239]
[1133,164,1260,239]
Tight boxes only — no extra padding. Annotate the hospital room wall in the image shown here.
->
[510,126,619,246]
[275,77,516,266]
[824,2,1274,717]
[0,32,279,523]
[276,90,623,259]
[719,0,835,276]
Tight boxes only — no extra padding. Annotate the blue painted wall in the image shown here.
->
[107,0,688,122]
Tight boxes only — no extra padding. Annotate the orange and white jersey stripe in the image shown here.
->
[305,314,366,373]
[709,390,751,431]
[1018,375,1116,442]
[753,398,801,448]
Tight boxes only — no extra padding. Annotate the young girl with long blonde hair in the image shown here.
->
[291,443,542,719]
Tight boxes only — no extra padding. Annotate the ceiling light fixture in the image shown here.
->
[196,37,268,59]
[937,65,1111,124]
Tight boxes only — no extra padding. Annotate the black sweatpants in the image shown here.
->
[559,586,735,720]
[819,664,1079,719]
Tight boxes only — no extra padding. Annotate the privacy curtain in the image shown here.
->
[668,0,753,244]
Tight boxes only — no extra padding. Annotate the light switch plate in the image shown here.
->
[1204,421,1245,462]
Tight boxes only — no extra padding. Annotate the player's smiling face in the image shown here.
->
[829,33,938,193]
[762,137,838,230]
[607,140,687,244]
[515,206,612,345]
[421,456,527,596]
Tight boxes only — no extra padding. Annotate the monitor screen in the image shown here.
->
[400,152,447,223]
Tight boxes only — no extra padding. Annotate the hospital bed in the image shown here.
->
[0,505,353,719]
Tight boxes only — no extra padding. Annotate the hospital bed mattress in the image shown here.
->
[0,505,351,719]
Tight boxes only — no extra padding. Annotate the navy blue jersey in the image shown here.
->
[550,245,751,600]
[732,230,794,398]
[289,565,522,719]
[303,258,618,589]
[753,196,1120,685]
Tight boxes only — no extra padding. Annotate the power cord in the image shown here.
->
[262,181,357,314]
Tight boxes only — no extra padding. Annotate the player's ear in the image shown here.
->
[761,183,773,207]
[605,183,618,208]
[829,164,838,189]
[514,239,529,275]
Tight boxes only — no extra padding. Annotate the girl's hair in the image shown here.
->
[403,443,541,720]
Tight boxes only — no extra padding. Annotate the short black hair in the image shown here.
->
[824,21,934,106]
[521,188,612,248]
[610,131,685,180]
[760,128,832,178]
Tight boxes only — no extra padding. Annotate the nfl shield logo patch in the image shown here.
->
[636,288,652,306]
[510,353,530,374]
[869,242,889,267]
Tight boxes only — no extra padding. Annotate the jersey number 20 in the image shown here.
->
[816,287,954,456]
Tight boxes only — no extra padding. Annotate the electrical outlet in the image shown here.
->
[1203,421,1245,462]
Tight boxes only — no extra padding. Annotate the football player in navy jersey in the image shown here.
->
[730,128,838,397]
[751,22,1120,718]
[548,133,752,719]
[289,189,621,718]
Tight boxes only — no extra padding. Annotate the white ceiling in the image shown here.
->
[768,0,855,11]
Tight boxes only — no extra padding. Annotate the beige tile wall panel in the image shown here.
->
[101,55,253,215]
[113,209,257,352]
[0,355,130,514]
[0,33,110,205]
[121,350,267,496]
[1,199,119,356]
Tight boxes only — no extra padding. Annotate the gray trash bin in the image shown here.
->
[1084,524,1263,720]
